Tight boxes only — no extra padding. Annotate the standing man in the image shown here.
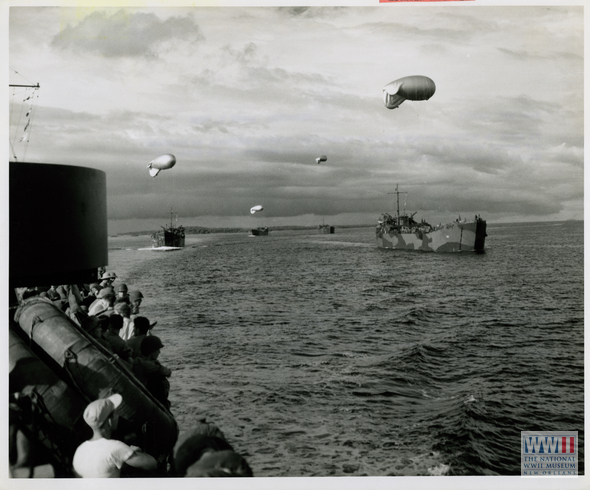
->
[129,290,144,317]
[72,394,157,477]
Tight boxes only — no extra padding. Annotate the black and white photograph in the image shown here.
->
[5,1,586,489]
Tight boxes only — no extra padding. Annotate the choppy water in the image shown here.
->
[107,221,584,477]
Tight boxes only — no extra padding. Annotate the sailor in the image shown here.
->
[132,336,171,409]
[81,315,113,352]
[104,315,134,364]
[129,290,144,317]
[116,283,130,302]
[100,271,117,289]
[88,288,116,316]
[53,285,69,311]
[113,302,134,341]
[72,394,157,478]
[46,285,60,301]
[125,316,156,357]
[185,450,253,477]
[81,283,101,308]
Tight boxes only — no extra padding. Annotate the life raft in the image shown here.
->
[14,297,179,465]
[9,326,89,475]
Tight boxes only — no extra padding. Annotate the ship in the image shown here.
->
[318,224,335,234]
[8,81,252,478]
[150,210,185,250]
[250,227,269,236]
[376,187,487,252]
[9,161,179,477]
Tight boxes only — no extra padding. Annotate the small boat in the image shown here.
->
[376,187,487,252]
[151,210,185,249]
[250,227,269,236]
[14,297,179,467]
[318,224,335,234]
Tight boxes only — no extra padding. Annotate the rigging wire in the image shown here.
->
[9,83,40,162]
[22,89,39,162]
[10,67,35,85]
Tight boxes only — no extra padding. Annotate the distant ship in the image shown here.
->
[318,224,335,234]
[376,187,487,252]
[151,210,185,250]
[250,227,269,236]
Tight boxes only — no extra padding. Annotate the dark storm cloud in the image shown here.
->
[51,10,204,58]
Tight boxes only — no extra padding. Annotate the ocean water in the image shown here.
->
[107,221,584,477]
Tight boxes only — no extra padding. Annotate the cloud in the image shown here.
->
[51,9,204,58]
[9,6,584,226]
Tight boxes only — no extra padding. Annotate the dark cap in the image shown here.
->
[141,335,164,356]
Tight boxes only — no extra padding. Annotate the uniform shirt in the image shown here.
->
[104,331,133,360]
[73,438,138,478]
[132,357,171,385]
[126,335,146,357]
[118,317,135,341]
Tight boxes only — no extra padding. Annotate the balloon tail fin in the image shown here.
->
[149,168,161,177]
[384,93,406,110]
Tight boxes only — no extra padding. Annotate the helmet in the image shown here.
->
[117,283,128,292]
[101,271,117,280]
[141,336,164,356]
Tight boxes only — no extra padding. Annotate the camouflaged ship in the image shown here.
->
[376,188,487,253]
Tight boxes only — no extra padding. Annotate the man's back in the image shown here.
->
[72,438,137,478]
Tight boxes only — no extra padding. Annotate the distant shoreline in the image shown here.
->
[114,223,375,237]
[109,219,582,238]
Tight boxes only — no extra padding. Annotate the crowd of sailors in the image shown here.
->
[11,269,255,478]
[19,269,171,410]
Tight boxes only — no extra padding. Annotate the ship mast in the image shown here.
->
[396,184,400,226]
[387,184,406,227]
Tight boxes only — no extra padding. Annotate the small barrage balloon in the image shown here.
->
[383,75,436,110]
[315,155,327,164]
[250,205,264,214]
[148,154,176,177]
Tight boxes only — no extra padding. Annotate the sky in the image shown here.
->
[6,3,585,234]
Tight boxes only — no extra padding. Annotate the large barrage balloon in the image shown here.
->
[148,154,176,177]
[315,155,327,164]
[383,76,436,110]
[250,205,264,214]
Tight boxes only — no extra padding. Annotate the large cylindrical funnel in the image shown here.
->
[10,162,108,287]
